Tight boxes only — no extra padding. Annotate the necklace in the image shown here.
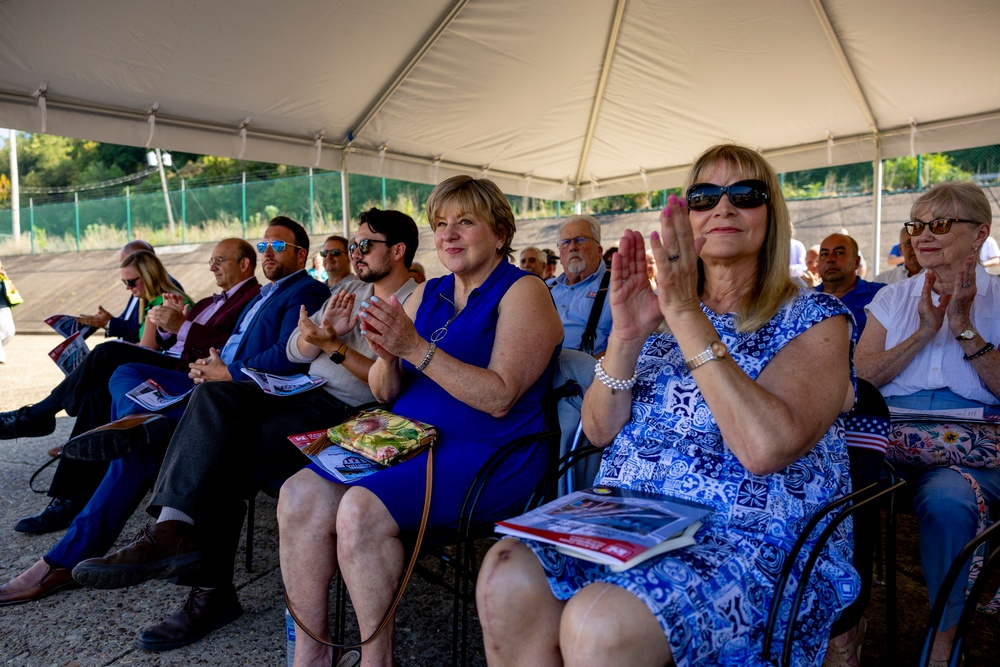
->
[430,294,460,343]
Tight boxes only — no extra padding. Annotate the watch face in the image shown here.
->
[958,329,976,340]
[710,341,728,358]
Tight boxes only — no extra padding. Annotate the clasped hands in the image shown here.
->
[610,194,706,342]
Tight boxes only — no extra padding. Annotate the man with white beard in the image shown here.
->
[547,215,613,356]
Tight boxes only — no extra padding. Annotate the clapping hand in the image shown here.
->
[147,295,188,333]
[76,305,113,328]
[648,194,705,325]
[917,270,950,337]
[359,294,419,361]
[947,255,977,334]
[609,229,664,342]
[298,291,358,351]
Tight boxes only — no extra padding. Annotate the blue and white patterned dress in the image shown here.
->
[522,290,859,667]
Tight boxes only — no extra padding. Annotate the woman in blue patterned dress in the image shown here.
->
[477,144,859,667]
[279,176,562,667]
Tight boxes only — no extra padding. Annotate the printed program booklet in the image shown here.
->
[241,368,327,396]
[496,486,711,572]
[126,379,194,411]
[888,405,1000,424]
[286,430,381,483]
[47,331,89,375]
[44,313,98,340]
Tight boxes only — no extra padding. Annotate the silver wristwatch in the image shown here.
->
[685,341,728,371]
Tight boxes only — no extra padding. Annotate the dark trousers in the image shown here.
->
[45,342,183,503]
[147,380,353,587]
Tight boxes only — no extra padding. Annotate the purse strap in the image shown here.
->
[285,445,434,651]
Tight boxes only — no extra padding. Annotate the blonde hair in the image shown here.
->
[426,176,516,259]
[120,250,189,324]
[688,143,797,332]
[911,181,993,227]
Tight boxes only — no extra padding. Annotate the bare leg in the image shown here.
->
[560,583,673,667]
[930,625,957,664]
[278,468,348,667]
[477,539,566,666]
[336,487,404,667]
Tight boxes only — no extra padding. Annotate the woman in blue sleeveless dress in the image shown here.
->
[477,144,859,667]
[279,175,562,667]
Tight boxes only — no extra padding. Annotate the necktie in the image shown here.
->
[212,292,228,304]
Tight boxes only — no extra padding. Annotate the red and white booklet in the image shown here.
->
[47,331,89,376]
[496,486,710,572]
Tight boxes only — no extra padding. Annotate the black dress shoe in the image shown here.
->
[14,498,81,534]
[136,585,242,652]
[0,406,56,440]
[62,413,171,461]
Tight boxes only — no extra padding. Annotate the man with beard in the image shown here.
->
[816,232,884,335]
[0,218,328,610]
[548,215,613,356]
[61,209,419,654]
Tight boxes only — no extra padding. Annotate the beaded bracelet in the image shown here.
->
[416,342,437,371]
[963,342,994,361]
[594,358,638,392]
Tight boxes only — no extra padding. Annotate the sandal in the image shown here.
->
[822,616,866,667]
[335,649,360,667]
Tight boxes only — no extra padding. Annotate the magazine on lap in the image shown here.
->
[496,486,711,572]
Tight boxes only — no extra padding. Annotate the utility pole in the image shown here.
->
[9,129,20,243]
[153,148,176,235]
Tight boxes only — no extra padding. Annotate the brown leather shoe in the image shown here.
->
[71,520,204,589]
[136,585,243,652]
[0,558,80,606]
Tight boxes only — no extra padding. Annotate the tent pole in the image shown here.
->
[341,154,350,237]
[873,138,884,277]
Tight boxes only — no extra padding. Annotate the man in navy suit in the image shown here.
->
[0,218,328,611]
[1,238,259,534]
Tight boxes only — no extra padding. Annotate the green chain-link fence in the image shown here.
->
[2,144,999,255]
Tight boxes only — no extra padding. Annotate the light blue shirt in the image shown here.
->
[547,262,613,355]
[219,270,301,364]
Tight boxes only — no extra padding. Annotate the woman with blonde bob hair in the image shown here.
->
[477,143,858,667]
[119,250,191,350]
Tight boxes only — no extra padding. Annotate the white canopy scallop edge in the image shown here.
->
[1,0,998,201]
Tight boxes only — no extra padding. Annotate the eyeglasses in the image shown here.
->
[685,180,769,212]
[208,256,232,267]
[256,240,304,254]
[904,217,980,237]
[348,239,390,255]
[556,236,596,250]
[319,249,345,258]
[122,277,140,288]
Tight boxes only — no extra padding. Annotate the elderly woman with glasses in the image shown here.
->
[476,143,858,667]
[119,250,192,351]
[856,182,1000,666]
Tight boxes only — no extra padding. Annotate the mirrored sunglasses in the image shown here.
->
[685,180,769,212]
[319,249,345,258]
[256,240,304,253]
[904,217,979,237]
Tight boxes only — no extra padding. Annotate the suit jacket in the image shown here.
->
[160,278,262,364]
[224,269,331,379]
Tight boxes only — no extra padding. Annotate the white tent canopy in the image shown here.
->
[1,0,999,202]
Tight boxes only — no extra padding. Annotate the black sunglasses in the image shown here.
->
[348,239,390,256]
[319,249,345,258]
[904,217,979,237]
[122,277,140,288]
[685,180,769,212]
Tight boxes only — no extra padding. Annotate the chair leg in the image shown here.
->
[245,492,256,573]
[886,494,898,663]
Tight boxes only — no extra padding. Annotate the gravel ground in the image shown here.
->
[1,335,998,665]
